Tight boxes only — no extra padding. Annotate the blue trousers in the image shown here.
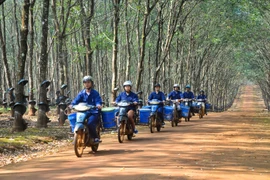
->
[77,112,99,139]
[157,106,164,122]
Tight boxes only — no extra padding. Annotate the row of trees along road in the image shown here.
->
[0,0,269,131]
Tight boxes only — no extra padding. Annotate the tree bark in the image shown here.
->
[37,0,50,128]
[111,0,120,102]
[13,0,30,132]
[28,0,36,116]
[0,18,12,88]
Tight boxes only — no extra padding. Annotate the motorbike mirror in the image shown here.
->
[114,87,119,91]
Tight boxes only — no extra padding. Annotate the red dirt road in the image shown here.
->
[1,85,270,180]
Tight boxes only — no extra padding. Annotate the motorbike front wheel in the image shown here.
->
[118,122,126,143]
[74,130,85,157]
[149,116,155,133]
[199,109,203,119]
[172,110,179,127]
[127,123,133,140]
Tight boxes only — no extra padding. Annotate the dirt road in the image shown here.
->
[1,85,270,180]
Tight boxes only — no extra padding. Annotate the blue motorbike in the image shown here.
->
[148,99,163,133]
[72,103,101,157]
[116,101,134,143]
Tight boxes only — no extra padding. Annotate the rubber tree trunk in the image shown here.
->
[13,0,30,132]
[28,0,37,116]
[37,0,50,128]
[111,0,120,102]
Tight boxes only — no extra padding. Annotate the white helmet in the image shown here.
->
[123,80,132,87]
[83,75,93,83]
[173,84,180,88]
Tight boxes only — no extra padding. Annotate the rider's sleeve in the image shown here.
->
[148,92,153,101]
[191,93,195,99]
[168,91,172,99]
[132,93,139,102]
[115,93,121,103]
[95,91,102,106]
[71,92,83,106]
[161,93,166,101]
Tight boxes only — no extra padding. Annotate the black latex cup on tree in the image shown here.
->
[13,79,28,132]
[37,80,51,128]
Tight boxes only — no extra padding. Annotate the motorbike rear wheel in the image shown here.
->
[156,115,161,132]
[74,130,85,157]
[91,125,101,152]
[149,116,155,133]
[118,122,126,143]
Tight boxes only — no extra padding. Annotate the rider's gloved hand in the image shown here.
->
[97,105,102,110]
[133,102,138,105]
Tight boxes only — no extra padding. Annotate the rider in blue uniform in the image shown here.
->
[115,81,139,134]
[148,83,166,127]
[197,90,208,115]
[71,76,102,143]
[182,85,195,116]
[167,84,183,118]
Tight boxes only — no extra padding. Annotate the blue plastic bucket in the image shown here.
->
[68,113,77,133]
[205,103,211,109]
[164,106,174,114]
[181,106,190,118]
[164,106,174,120]
[139,108,151,124]
[101,107,116,128]
[142,105,151,109]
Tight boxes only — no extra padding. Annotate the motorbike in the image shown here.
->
[182,98,193,122]
[148,99,163,133]
[197,99,206,119]
[169,99,182,127]
[115,101,135,143]
[72,103,101,157]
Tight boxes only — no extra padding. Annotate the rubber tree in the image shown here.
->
[13,0,30,132]
[111,0,121,102]
[37,0,50,128]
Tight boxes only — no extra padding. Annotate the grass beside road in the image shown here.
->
[0,126,71,153]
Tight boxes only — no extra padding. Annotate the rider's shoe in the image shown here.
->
[94,138,102,143]
[134,129,138,134]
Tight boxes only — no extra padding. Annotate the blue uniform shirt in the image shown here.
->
[148,91,166,101]
[197,94,207,100]
[71,89,102,113]
[168,90,183,100]
[183,91,195,99]
[115,91,138,110]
